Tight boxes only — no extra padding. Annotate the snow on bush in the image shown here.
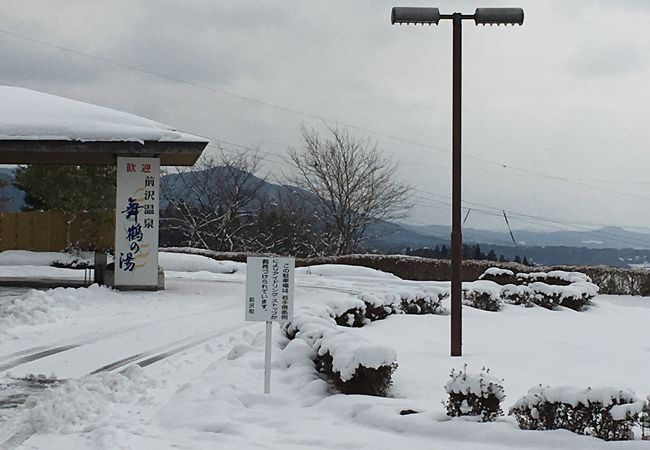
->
[637,399,650,440]
[281,304,397,396]
[528,281,599,311]
[26,365,157,434]
[331,288,447,327]
[509,385,643,441]
[474,269,599,311]
[390,287,448,315]
[329,294,391,327]
[462,281,504,312]
[482,268,514,277]
[501,284,533,307]
[478,268,517,285]
[517,270,592,286]
[443,365,505,422]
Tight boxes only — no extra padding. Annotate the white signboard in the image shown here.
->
[114,157,160,287]
[246,256,294,322]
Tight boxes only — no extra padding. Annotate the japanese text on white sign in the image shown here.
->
[114,157,160,287]
[246,257,294,322]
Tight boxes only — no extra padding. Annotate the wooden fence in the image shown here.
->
[0,210,113,251]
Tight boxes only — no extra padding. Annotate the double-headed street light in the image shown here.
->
[391,7,524,357]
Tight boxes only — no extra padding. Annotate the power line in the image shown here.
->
[4,26,650,247]
[3,25,649,207]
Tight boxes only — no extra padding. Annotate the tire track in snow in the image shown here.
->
[0,303,229,373]
[0,282,361,449]
[0,322,255,450]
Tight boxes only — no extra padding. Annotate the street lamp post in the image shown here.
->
[391,7,524,357]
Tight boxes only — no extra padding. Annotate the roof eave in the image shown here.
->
[0,139,209,166]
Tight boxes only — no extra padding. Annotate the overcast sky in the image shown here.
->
[2,0,650,234]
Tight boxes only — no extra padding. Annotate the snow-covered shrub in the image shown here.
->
[501,284,533,307]
[516,270,592,287]
[281,305,398,397]
[444,365,505,422]
[638,399,650,440]
[478,268,517,286]
[330,289,447,328]
[393,288,447,315]
[509,385,643,441]
[528,281,598,311]
[316,332,398,396]
[462,281,503,312]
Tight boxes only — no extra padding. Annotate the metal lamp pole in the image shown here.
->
[391,7,524,356]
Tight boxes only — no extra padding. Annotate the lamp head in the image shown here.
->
[391,7,441,25]
[474,8,524,25]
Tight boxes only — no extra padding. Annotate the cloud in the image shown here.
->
[568,44,646,78]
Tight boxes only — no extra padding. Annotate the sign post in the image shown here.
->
[245,256,295,394]
[114,156,160,289]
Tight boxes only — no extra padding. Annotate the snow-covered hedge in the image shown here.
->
[528,281,598,310]
[478,268,517,285]
[509,385,644,441]
[462,281,504,312]
[473,269,599,311]
[281,304,397,396]
[332,288,447,327]
[517,270,592,286]
[444,366,505,422]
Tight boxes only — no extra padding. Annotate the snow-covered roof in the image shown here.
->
[0,86,208,166]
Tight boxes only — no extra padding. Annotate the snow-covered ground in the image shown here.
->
[0,251,649,448]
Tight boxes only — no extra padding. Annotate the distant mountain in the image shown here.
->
[401,223,650,250]
[6,164,650,266]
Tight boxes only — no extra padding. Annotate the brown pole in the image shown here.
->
[451,13,462,357]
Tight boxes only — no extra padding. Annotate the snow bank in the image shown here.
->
[159,252,244,274]
[26,365,157,433]
[297,264,400,280]
[0,250,90,267]
[0,285,115,341]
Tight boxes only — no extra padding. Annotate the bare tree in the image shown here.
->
[246,189,324,257]
[160,149,266,251]
[287,126,411,255]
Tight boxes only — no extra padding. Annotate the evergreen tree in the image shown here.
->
[523,256,531,266]
[498,254,507,262]
[15,165,116,214]
[14,165,116,249]
[514,255,522,264]
[487,249,497,261]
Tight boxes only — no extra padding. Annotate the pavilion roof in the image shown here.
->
[0,86,208,166]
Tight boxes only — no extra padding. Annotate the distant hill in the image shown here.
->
[402,223,650,250]
[5,165,650,266]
